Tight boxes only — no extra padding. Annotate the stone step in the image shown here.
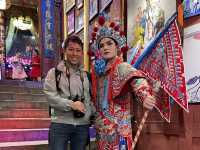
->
[0,80,50,149]
[0,139,96,149]
[0,143,48,150]
[0,129,48,143]
[0,101,48,109]
[0,119,50,129]
[0,109,49,118]
[0,87,28,93]
[0,93,47,101]
[15,94,47,101]
[0,80,24,85]
[0,93,14,100]
[28,89,44,94]
[0,86,44,94]
[0,86,27,93]
[0,80,43,88]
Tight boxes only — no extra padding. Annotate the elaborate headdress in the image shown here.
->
[89,14,128,57]
[89,14,128,75]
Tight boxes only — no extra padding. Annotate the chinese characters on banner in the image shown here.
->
[41,0,55,58]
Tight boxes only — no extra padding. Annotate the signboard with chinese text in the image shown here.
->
[41,0,55,58]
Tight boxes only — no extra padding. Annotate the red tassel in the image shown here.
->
[110,22,115,28]
[92,37,96,41]
[87,50,95,57]
[125,45,129,50]
[114,25,120,31]
[98,16,105,26]
[121,46,129,53]
[93,27,98,32]
[91,66,97,108]
[120,31,125,36]
[121,47,126,53]
[92,32,96,38]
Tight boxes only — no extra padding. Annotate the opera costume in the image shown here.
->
[89,15,156,150]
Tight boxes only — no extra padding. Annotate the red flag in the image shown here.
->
[133,14,188,122]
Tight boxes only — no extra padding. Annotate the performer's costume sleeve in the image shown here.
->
[130,78,153,104]
[111,62,149,99]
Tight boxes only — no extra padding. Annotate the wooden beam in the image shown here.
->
[83,0,89,71]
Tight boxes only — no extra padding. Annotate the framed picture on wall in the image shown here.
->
[75,9,84,33]
[89,0,98,20]
[76,0,83,9]
[100,0,112,12]
[66,0,76,12]
[184,0,200,18]
[67,9,75,35]
[77,30,84,41]
[127,0,176,63]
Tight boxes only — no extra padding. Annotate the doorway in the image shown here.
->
[4,3,40,81]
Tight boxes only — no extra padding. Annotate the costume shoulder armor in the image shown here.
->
[112,62,144,98]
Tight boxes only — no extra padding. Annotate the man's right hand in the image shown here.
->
[71,101,86,113]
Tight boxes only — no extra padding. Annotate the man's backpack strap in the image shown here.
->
[49,67,62,117]
[86,71,91,83]
[85,71,92,96]
[55,67,62,92]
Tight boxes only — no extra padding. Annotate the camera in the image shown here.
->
[71,95,85,118]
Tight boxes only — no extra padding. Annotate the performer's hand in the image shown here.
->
[71,101,86,113]
[143,96,156,110]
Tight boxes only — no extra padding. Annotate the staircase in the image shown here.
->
[0,80,50,150]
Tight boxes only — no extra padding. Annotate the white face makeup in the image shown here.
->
[99,37,118,61]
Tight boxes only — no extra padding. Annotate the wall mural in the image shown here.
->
[184,0,200,18]
[127,0,176,64]
[183,22,200,103]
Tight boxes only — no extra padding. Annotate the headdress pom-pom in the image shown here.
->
[114,25,120,31]
[87,50,95,57]
[109,22,115,28]
[121,45,129,53]
[92,32,96,38]
[120,31,125,36]
[98,16,105,26]
[93,27,99,32]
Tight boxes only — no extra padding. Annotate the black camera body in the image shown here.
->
[71,95,85,118]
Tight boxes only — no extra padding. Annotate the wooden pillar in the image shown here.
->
[63,0,68,39]
[54,0,63,63]
[0,10,5,79]
[0,11,5,58]
[83,0,89,71]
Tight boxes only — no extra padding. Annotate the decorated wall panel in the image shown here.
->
[183,22,200,103]
[127,0,176,62]
[184,0,200,18]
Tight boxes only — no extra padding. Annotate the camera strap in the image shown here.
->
[64,61,85,100]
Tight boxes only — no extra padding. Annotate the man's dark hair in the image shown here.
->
[63,35,83,50]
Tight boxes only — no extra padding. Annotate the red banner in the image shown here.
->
[133,15,188,122]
